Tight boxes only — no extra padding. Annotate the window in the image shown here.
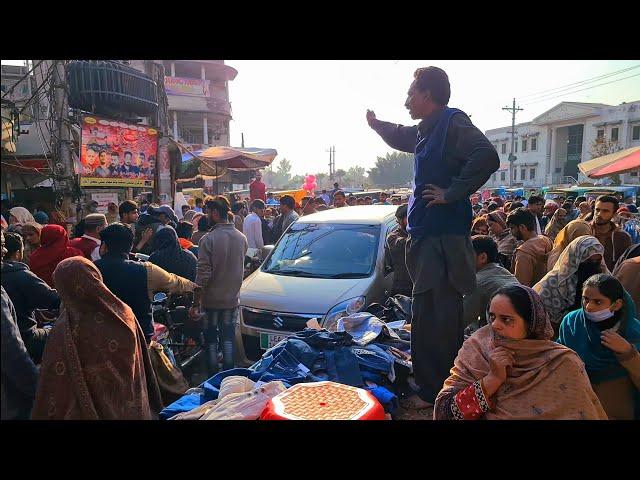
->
[522,139,528,152]
[611,127,619,142]
[520,168,525,180]
[515,141,518,153]
[501,143,506,154]
[501,171,506,181]
[632,125,640,141]
[530,168,536,180]
[630,171,638,177]
[492,173,497,181]
[531,138,537,151]
[263,223,380,278]
[513,169,517,181]
[597,129,605,139]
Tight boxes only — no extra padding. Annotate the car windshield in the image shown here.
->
[263,223,380,278]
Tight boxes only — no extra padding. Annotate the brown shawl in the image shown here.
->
[435,285,607,420]
[546,219,592,271]
[31,256,163,420]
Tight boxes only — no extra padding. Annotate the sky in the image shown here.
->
[4,60,639,176]
[226,60,640,175]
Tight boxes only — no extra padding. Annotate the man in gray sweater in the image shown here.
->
[463,235,520,331]
[191,197,248,376]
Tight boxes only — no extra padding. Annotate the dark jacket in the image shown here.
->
[134,213,165,255]
[0,261,60,339]
[1,286,38,420]
[95,253,153,340]
[149,227,198,282]
[386,227,412,295]
[372,108,499,238]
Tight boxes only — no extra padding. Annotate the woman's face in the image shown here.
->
[487,219,503,235]
[488,294,528,340]
[582,285,623,314]
[473,223,489,236]
[23,229,40,246]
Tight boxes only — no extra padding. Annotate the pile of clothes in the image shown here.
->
[160,307,412,420]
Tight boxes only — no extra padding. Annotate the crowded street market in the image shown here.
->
[2,60,639,421]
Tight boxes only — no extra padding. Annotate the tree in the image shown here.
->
[588,137,624,185]
[334,169,347,187]
[345,165,366,188]
[315,173,329,190]
[264,158,293,189]
[367,151,414,187]
[285,174,305,190]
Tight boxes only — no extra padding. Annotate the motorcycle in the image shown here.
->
[151,291,206,385]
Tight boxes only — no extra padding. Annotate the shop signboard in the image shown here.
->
[164,76,210,97]
[91,193,119,213]
[79,115,158,187]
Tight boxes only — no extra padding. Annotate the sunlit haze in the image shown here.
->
[4,59,639,175]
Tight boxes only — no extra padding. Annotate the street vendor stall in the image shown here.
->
[159,300,414,420]
[578,146,640,179]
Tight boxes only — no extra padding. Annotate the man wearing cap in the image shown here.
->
[70,213,107,261]
[149,204,179,227]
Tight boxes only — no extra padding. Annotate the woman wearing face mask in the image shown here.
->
[533,236,608,332]
[434,284,607,420]
[558,274,640,420]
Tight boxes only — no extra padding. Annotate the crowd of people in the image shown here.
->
[452,191,639,419]
[2,64,639,421]
[0,183,404,420]
[2,183,639,421]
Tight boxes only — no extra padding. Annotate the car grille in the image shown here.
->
[241,307,319,332]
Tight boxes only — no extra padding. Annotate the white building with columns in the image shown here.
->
[484,100,640,189]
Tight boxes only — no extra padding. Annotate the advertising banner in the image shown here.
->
[91,193,119,213]
[79,115,158,187]
[164,76,210,97]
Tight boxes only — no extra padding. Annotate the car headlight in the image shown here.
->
[322,296,366,332]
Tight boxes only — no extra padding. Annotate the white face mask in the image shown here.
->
[584,308,615,322]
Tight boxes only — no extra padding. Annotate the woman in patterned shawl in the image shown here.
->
[534,236,608,329]
[31,256,162,419]
[546,219,592,271]
[434,284,607,420]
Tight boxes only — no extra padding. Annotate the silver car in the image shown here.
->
[235,205,401,364]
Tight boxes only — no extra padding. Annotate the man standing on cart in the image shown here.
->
[367,66,499,409]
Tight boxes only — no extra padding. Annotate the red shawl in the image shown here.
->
[29,225,83,287]
[31,257,163,420]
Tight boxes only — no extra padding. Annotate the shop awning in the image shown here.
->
[579,146,640,178]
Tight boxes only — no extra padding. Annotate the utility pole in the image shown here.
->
[48,60,79,222]
[502,98,523,187]
[326,145,335,179]
[241,132,245,148]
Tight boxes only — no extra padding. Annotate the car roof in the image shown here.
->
[297,205,398,224]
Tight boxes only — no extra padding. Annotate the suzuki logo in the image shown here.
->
[273,316,284,329]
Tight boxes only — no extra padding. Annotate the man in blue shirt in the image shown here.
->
[367,66,499,408]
